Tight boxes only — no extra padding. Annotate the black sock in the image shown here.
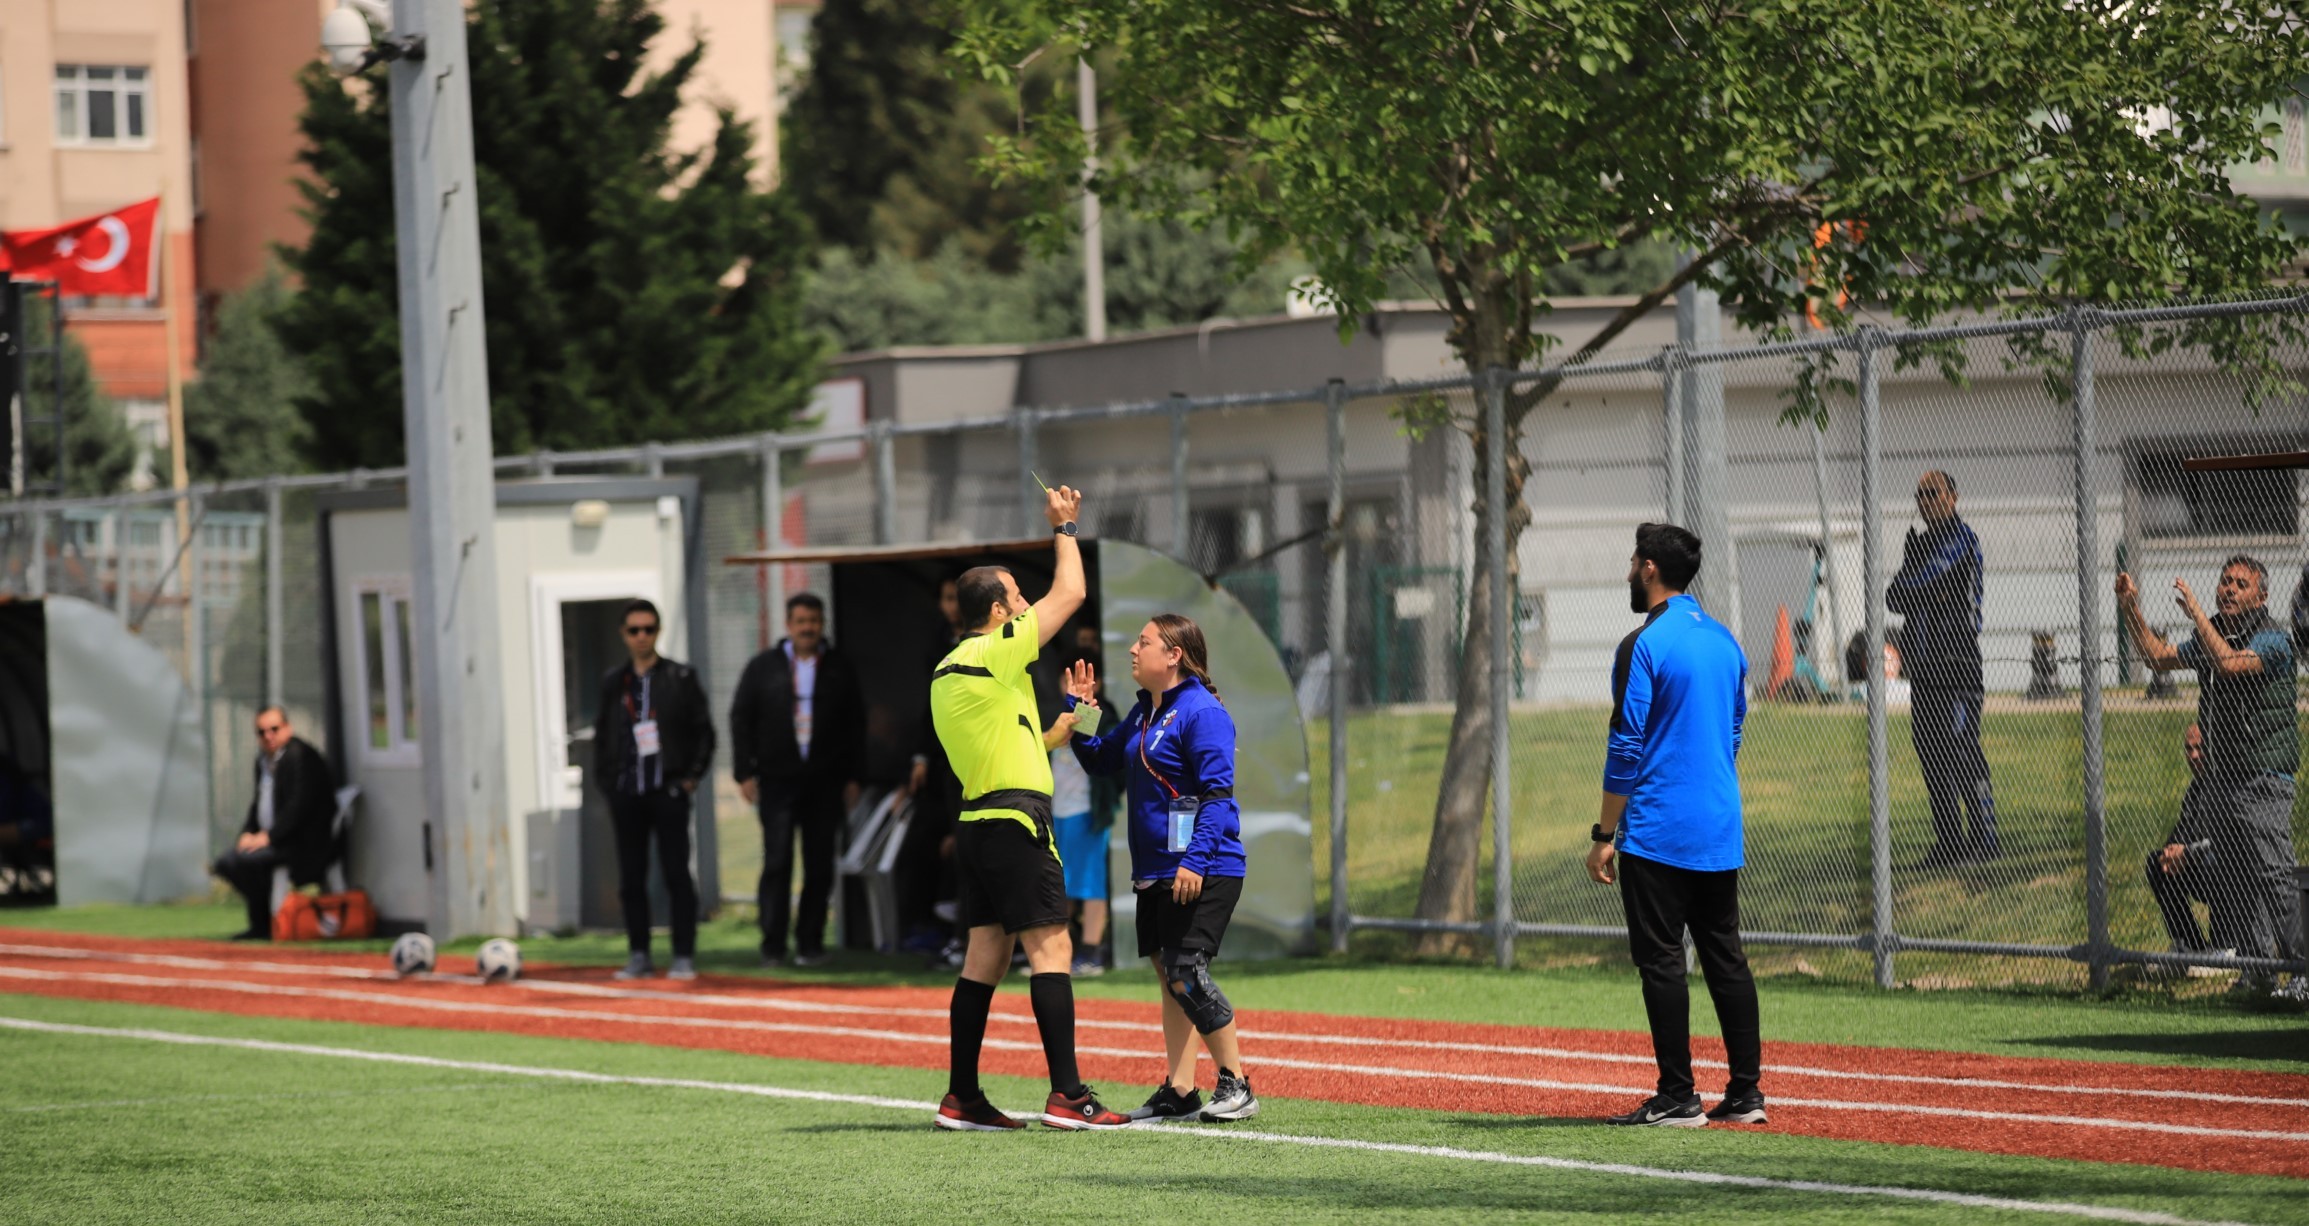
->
[1028,972,1081,1095]
[948,977,996,1100]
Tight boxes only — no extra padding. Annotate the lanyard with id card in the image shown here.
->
[1139,708,1197,854]
[627,673,660,758]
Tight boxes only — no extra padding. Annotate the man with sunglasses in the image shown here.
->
[1887,470,1997,866]
[594,599,716,980]
[212,707,338,940]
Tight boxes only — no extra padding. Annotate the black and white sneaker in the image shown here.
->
[1605,1093,1706,1127]
[1706,1091,1767,1124]
[1199,1070,1259,1121]
[1128,1081,1204,1122]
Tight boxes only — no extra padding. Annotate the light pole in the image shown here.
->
[324,0,514,938]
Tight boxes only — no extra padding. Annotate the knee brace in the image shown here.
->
[1160,947,1234,1035]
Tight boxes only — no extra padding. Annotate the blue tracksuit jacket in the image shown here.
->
[1604,593,1749,872]
[1886,516,1985,691]
[1070,676,1248,882]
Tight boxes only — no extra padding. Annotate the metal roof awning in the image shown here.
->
[2182,450,2309,472]
[722,537,1059,567]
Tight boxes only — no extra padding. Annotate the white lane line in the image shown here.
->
[5,941,2300,1112]
[0,1015,2259,1226]
[5,964,2303,1144]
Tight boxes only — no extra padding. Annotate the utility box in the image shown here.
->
[524,809,581,936]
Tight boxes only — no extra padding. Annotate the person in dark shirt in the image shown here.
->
[211,707,338,940]
[2119,556,2302,1000]
[730,593,866,967]
[1887,470,1997,865]
[592,599,715,981]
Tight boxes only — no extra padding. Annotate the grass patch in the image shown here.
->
[1,992,2301,1226]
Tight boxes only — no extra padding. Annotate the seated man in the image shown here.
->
[2143,724,2245,969]
[211,707,337,940]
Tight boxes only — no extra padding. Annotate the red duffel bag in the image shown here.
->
[273,889,378,941]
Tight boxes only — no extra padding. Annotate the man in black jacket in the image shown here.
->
[594,599,716,981]
[212,707,337,940]
[731,592,866,965]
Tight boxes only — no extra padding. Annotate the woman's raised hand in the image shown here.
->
[1064,658,1099,706]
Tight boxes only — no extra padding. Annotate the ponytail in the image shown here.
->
[1150,612,1222,705]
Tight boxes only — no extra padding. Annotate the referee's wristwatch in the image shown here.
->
[1590,823,1614,844]
[1055,521,1078,538]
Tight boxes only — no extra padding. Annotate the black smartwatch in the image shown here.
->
[1590,823,1614,844]
[1055,521,1078,538]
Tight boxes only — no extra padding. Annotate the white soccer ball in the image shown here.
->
[389,932,436,977]
[476,937,522,983]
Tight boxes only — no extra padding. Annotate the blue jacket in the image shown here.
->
[1886,517,1985,690]
[1071,676,1247,881]
[1604,594,1748,872]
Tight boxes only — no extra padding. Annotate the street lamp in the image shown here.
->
[317,0,513,940]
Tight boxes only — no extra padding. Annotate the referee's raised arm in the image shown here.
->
[1030,484,1087,647]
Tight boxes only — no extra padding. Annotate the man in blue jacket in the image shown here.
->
[1888,470,1997,865]
[1588,523,1764,1128]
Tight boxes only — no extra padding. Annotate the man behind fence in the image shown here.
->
[2118,556,2304,1001]
[1588,523,1765,1128]
[1887,470,1998,866]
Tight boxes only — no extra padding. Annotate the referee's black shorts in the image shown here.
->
[1135,873,1243,959]
[955,814,1070,934]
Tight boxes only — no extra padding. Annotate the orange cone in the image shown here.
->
[1766,604,1795,700]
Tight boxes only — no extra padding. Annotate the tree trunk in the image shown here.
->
[1410,492,1502,955]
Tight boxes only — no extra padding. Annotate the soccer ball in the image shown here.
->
[476,937,522,983]
[389,932,436,977]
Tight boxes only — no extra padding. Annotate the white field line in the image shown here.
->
[0,1014,2261,1226]
[3,941,2300,1112]
[0,943,487,985]
[4,964,2303,1144]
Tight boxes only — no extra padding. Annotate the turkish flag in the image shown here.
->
[0,197,161,297]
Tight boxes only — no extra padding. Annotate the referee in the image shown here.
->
[1589,523,1765,1128]
[930,482,1130,1132]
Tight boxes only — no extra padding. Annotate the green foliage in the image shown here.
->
[278,0,822,470]
[955,1,2309,374]
[14,291,135,496]
[781,0,1058,270]
[804,209,1306,351]
[183,265,313,482]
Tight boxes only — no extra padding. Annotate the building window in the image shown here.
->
[2130,436,2300,541]
[355,580,422,763]
[55,65,151,147]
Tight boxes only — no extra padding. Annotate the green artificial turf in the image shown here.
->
[0,993,2299,1226]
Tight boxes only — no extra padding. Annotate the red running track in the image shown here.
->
[1,928,2304,1179]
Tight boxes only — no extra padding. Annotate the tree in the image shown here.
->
[278,0,822,470]
[15,291,135,497]
[184,264,313,482]
[803,208,1307,351]
[953,0,2309,948]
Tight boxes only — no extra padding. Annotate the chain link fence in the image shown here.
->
[2,295,2302,990]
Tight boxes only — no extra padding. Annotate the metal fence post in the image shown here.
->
[643,442,664,478]
[1323,378,1351,954]
[1661,347,1685,524]
[1168,392,1190,556]
[533,449,554,478]
[27,508,45,598]
[1017,410,1041,537]
[1484,367,1515,970]
[1859,329,1895,988]
[2071,316,2112,990]
[113,508,130,627]
[870,421,896,545]
[759,435,784,638]
[265,476,284,708]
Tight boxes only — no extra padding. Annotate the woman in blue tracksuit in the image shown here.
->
[1063,612,1257,1123]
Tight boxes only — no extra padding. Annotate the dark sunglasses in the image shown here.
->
[624,623,659,637]
[1914,488,1944,501]
[256,725,287,736]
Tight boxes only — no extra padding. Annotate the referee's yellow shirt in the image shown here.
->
[929,608,1054,837]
